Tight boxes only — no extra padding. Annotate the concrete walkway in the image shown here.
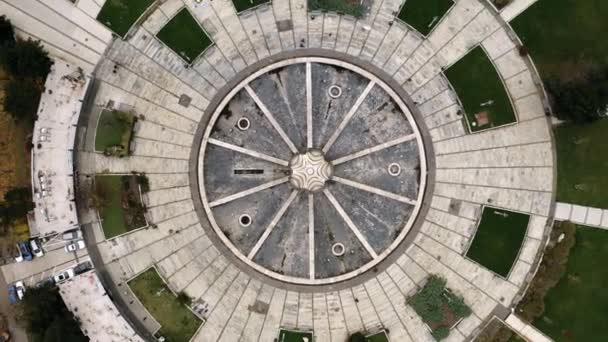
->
[555,202,608,229]
[505,314,553,342]
[501,0,539,22]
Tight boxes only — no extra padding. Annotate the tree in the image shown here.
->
[17,284,86,341]
[0,15,15,47]
[43,316,87,342]
[1,38,52,80]
[3,79,41,122]
[0,187,33,226]
[546,67,608,123]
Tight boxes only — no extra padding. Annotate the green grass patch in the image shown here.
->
[129,268,202,342]
[445,47,516,132]
[396,0,453,36]
[466,207,529,277]
[95,109,135,157]
[233,0,270,13]
[156,8,212,63]
[510,0,608,82]
[95,175,146,239]
[308,0,365,18]
[554,119,608,208]
[533,226,608,341]
[408,275,471,341]
[96,0,155,37]
[278,328,314,342]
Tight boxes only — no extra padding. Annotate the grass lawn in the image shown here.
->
[95,175,146,239]
[397,0,453,36]
[445,47,516,132]
[95,109,135,157]
[554,118,608,208]
[308,0,365,18]
[129,268,202,342]
[233,0,270,13]
[466,207,529,277]
[533,226,608,341]
[96,0,156,37]
[156,8,212,63]
[510,0,608,82]
[278,328,314,342]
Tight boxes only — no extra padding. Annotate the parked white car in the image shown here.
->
[61,229,82,241]
[64,240,86,253]
[53,269,74,284]
[14,244,23,263]
[15,281,25,300]
[29,239,44,258]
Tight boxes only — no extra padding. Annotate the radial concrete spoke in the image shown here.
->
[333,176,417,205]
[331,134,416,165]
[308,193,315,279]
[323,189,378,259]
[208,138,289,166]
[306,62,313,149]
[322,81,375,153]
[245,85,299,153]
[247,190,300,259]
[208,177,290,208]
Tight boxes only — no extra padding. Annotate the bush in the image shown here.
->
[177,292,191,306]
[546,68,608,123]
[1,38,52,80]
[3,79,41,122]
[432,326,450,341]
[408,275,447,324]
[515,221,576,322]
[0,15,15,47]
[492,0,512,10]
[136,173,150,193]
[349,332,366,342]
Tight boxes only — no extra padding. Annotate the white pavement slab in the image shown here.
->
[554,202,608,229]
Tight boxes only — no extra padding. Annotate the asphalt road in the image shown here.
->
[0,269,28,342]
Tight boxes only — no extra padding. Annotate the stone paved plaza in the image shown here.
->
[0,0,556,341]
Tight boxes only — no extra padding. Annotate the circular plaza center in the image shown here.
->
[196,57,427,285]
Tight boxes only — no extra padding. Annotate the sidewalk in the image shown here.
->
[554,202,608,229]
[505,314,553,342]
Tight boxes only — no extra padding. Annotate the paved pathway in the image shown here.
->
[505,314,553,342]
[554,202,608,229]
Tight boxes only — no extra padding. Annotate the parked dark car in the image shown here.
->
[8,285,18,304]
[18,242,33,261]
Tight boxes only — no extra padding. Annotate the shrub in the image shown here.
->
[408,275,447,324]
[432,327,450,341]
[0,15,15,47]
[3,79,41,122]
[492,0,512,10]
[546,68,608,123]
[349,332,366,342]
[515,221,576,321]
[177,291,191,306]
[1,38,52,80]
[136,174,150,193]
